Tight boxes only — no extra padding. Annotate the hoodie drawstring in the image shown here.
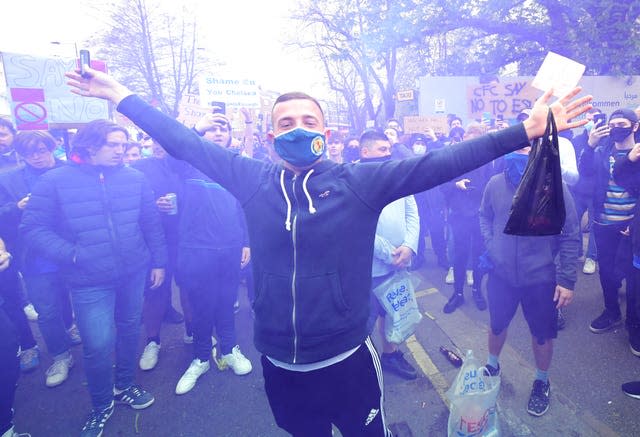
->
[302,169,317,214]
[280,170,292,231]
[280,168,318,231]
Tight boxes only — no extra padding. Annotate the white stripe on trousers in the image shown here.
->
[364,337,392,437]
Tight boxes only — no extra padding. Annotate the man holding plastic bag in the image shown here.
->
[479,138,580,417]
[362,130,422,380]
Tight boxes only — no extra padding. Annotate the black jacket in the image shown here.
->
[20,162,167,287]
[118,94,530,364]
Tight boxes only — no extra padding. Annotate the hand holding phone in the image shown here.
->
[79,50,91,78]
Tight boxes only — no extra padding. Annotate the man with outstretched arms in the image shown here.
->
[66,66,591,437]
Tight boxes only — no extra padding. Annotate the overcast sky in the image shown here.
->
[0,0,327,96]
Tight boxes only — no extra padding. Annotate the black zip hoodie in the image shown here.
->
[118,95,530,364]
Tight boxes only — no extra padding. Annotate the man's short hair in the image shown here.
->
[359,130,389,150]
[13,131,56,157]
[0,117,16,134]
[273,92,325,123]
[71,120,128,160]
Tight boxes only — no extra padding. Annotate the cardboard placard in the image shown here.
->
[403,115,450,136]
[467,80,539,121]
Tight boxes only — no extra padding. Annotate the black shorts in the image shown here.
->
[262,338,391,437]
[487,274,557,344]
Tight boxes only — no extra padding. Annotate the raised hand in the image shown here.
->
[65,66,133,105]
[524,87,593,140]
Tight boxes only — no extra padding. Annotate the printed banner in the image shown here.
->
[199,74,260,109]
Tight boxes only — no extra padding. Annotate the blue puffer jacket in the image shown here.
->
[20,162,167,287]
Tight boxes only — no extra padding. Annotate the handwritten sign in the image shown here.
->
[532,52,585,98]
[467,80,539,121]
[403,115,450,136]
[11,88,48,130]
[199,75,260,109]
[176,94,212,128]
[1,52,109,128]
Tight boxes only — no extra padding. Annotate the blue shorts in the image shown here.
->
[487,274,557,344]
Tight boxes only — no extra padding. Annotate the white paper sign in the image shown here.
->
[531,52,586,97]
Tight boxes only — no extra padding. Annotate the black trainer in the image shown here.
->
[622,381,640,399]
[483,363,500,377]
[589,310,622,333]
[381,350,418,380]
[113,384,155,409]
[472,289,487,311]
[527,379,551,416]
[80,401,114,437]
[443,293,464,314]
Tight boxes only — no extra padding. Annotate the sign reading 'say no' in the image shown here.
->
[1,52,109,128]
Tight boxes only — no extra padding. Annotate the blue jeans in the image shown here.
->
[70,272,146,410]
[24,272,73,357]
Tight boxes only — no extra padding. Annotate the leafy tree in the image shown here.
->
[291,0,639,131]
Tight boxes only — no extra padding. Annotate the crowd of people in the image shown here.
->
[1,64,638,437]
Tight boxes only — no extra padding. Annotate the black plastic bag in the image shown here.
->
[504,110,565,236]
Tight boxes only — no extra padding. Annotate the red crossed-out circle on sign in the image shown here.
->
[14,101,48,124]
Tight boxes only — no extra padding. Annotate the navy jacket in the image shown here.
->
[613,154,640,259]
[20,162,167,287]
[0,161,65,274]
[118,94,530,364]
[479,173,580,290]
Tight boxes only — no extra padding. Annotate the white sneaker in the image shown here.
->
[466,270,474,286]
[139,341,160,371]
[583,258,596,274]
[445,267,454,284]
[1,426,31,437]
[45,355,74,387]
[220,345,252,375]
[175,359,210,395]
[23,303,38,322]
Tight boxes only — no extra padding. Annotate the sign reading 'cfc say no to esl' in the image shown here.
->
[467,81,539,120]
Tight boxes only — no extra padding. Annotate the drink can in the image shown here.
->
[166,193,178,215]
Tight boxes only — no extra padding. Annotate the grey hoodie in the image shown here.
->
[479,172,580,290]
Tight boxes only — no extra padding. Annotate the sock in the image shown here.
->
[487,354,499,369]
[535,368,549,383]
[147,336,160,345]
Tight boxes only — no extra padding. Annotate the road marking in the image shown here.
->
[414,288,438,298]
[405,335,450,406]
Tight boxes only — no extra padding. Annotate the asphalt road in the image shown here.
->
[11,244,640,436]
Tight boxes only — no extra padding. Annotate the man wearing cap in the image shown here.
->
[579,108,640,334]
[65,65,592,437]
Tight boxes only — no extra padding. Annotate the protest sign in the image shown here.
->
[403,115,450,136]
[199,74,260,109]
[466,80,539,121]
[1,52,109,128]
[531,52,585,98]
[176,94,212,128]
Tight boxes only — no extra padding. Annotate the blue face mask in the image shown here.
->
[504,152,529,186]
[274,128,325,167]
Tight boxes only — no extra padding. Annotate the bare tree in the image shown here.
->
[90,0,216,116]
